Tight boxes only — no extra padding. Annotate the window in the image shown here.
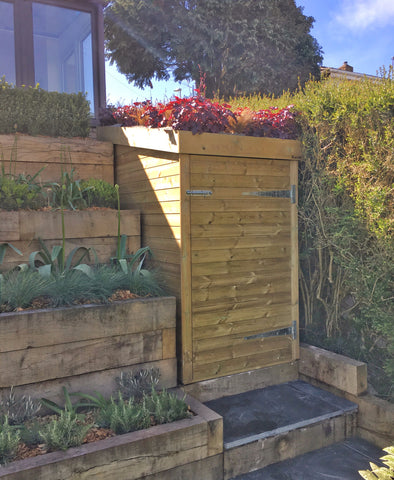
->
[0,0,104,120]
[0,0,16,83]
[32,3,94,111]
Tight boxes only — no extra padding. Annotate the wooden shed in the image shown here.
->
[98,126,302,385]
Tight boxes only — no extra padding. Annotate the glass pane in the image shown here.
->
[0,1,16,84]
[32,2,94,112]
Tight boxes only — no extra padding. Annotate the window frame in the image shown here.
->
[3,0,105,122]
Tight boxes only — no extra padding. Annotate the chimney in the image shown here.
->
[339,61,353,72]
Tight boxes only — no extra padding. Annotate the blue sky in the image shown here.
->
[105,0,394,104]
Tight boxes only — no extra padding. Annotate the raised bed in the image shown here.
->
[0,297,177,404]
[0,392,223,480]
[97,126,302,384]
[0,133,114,183]
[0,209,140,271]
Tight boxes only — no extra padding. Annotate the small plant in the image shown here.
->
[144,389,191,425]
[359,446,394,479]
[0,270,50,312]
[80,178,118,208]
[112,245,165,297]
[29,238,96,278]
[116,368,160,401]
[0,417,20,465]
[19,419,45,447]
[47,168,88,211]
[0,387,41,425]
[97,392,151,435]
[41,386,85,417]
[39,410,91,452]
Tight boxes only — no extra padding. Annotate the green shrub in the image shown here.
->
[144,389,191,425]
[0,77,90,138]
[0,417,20,465]
[97,392,151,435]
[39,410,91,452]
[80,179,118,208]
[232,69,394,400]
[0,270,50,312]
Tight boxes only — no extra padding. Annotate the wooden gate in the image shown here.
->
[185,155,299,382]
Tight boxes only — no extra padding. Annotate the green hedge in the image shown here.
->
[229,70,394,400]
[0,78,90,138]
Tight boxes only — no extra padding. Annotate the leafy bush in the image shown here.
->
[97,392,151,435]
[100,95,298,138]
[80,178,118,208]
[232,69,394,399]
[0,417,20,465]
[39,410,91,452]
[0,77,90,138]
[0,163,46,210]
[144,389,191,425]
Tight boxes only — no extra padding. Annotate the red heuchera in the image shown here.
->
[233,106,298,139]
[100,97,298,139]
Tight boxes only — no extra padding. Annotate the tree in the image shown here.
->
[104,0,323,98]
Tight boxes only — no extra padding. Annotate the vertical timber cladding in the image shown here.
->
[105,126,301,384]
[189,155,299,382]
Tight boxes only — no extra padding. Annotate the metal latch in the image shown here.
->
[244,320,297,341]
[242,185,296,203]
[186,190,213,196]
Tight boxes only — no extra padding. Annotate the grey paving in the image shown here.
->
[204,380,357,447]
[231,437,385,480]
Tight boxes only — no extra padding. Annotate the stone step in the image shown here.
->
[204,380,358,479]
[231,437,385,480]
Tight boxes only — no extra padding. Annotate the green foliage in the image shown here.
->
[41,386,86,417]
[0,270,50,312]
[39,410,91,452]
[0,255,165,312]
[29,238,96,279]
[0,174,46,210]
[0,387,41,425]
[144,389,191,425]
[0,77,90,138]
[104,0,322,98]
[0,417,20,465]
[97,392,151,434]
[359,446,394,479]
[80,179,118,208]
[47,169,88,211]
[19,419,44,447]
[0,146,47,210]
[235,69,394,399]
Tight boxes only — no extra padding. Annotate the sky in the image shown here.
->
[105,0,394,105]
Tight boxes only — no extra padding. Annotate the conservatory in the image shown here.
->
[0,0,105,121]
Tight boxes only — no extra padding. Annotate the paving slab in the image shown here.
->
[231,437,385,480]
[204,380,357,448]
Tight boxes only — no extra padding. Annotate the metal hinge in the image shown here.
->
[242,185,296,203]
[244,320,297,341]
[186,190,213,196]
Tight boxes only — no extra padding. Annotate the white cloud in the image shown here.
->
[335,0,394,31]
